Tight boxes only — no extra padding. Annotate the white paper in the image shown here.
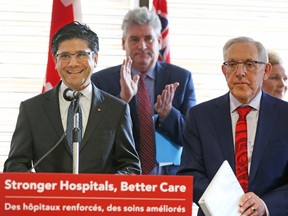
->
[198,160,244,216]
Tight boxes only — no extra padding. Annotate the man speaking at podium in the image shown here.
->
[3,22,141,174]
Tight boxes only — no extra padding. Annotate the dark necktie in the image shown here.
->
[137,74,156,174]
[235,106,252,193]
[66,101,82,153]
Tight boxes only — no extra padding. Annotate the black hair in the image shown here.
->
[51,21,99,56]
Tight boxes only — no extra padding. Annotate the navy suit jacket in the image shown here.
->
[179,91,288,215]
[4,82,141,174]
[91,62,196,152]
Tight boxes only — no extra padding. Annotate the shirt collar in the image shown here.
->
[59,82,92,102]
[230,90,262,113]
[131,67,155,80]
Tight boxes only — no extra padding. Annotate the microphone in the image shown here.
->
[28,133,66,172]
[63,87,82,174]
[63,88,81,101]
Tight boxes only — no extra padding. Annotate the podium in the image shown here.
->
[0,173,193,215]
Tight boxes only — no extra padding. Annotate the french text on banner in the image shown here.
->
[1,173,193,215]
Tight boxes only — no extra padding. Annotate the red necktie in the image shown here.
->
[137,74,156,174]
[235,106,252,193]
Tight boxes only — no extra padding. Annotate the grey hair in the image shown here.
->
[121,6,161,37]
[223,36,268,62]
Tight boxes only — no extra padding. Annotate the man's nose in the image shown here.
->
[138,39,147,50]
[235,63,246,76]
[68,54,79,64]
[279,78,287,87]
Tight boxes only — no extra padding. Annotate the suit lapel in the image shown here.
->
[43,84,65,138]
[249,93,278,181]
[43,83,71,153]
[154,62,169,100]
[213,94,236,167]
[80,84,105,151]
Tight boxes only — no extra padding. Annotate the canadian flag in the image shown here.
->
[42,0,82,92]
[152,0,170,63]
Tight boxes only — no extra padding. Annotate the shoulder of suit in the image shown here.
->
[97,88,126,106]
[191,94,228,110]
[157,61,191,74]
[93,65,122,75]
[23,87,56,104]
[262,91,288,107]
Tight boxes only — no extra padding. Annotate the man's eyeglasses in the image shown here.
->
[55,51,94,62]
[223,60,266,72]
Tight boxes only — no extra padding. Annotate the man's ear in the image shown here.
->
[122,37,126,50]
[158,35,162,50]
[53,56,57,70]
[221,64,227,77]
[263,63,272,80]
[93,52,99,68]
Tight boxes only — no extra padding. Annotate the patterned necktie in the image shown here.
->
[66,101,82,153]
[137,74,156,174]
[235,106,252,193]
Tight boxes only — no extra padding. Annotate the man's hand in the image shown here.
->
[239,192,267,216]
[119,56,140,103]
[154,82,179,119]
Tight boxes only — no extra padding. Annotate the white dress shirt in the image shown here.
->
[230,91,270,215]
[230,91,261,174]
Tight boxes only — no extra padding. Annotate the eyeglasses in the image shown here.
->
[55,51,94,62]
[223,60,266,72]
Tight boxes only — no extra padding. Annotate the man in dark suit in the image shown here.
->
[91,7,196,175]
[4,22,141,174]
[178,36,288,215]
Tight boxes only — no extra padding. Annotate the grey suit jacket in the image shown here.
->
[4,82,141,174]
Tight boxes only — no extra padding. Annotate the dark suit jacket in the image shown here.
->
[4,82,141,174]
[91,62,196,152]
[179,91,288,215]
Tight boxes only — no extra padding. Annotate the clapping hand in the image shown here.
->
[154,82,179,119]
[119,56,140,102]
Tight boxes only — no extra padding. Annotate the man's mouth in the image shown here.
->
[67,70,82,74]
